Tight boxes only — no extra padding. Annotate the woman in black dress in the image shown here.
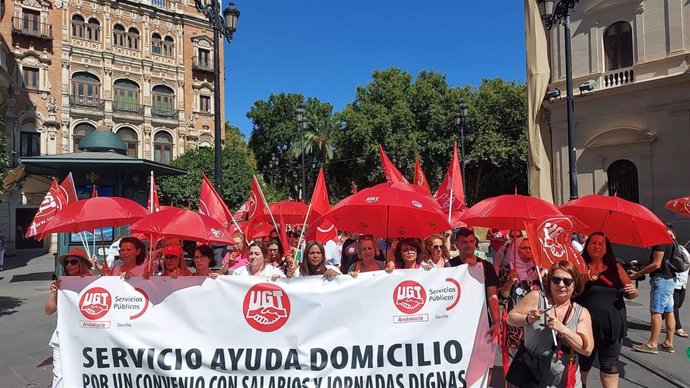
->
[575,233,639,388]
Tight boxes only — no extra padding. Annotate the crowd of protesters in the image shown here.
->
[45,222,689,388]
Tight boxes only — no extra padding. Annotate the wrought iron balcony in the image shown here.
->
[12,17,53,39]
[192,56,213,72]
[113,100,144,115]
[69,95,104,111]
[152,106,178,119]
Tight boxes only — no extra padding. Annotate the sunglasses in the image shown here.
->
[64,259,80,266]
[432,245,443,250]
[550,276,574,286]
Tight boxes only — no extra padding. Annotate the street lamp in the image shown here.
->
[454,98,469,181]
[538,0,578,200]
[295,102,307,200]
[194,0,240,198]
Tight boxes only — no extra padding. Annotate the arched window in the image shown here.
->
[87,18,100,41]
[117,128,138,157]
[607,159,639,203]
[604,21,633,71]
[73,123,96,152]
[162,36,174,57]
[152,85,176,118]
[71,72,101,109]
[153,131,173,163]
[127,27,140,50]
[113,24,126,47]
[71,15,85,38]
[113,79,141,114]
[151,33,162,55]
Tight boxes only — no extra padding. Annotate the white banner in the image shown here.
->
[57,266,496,388]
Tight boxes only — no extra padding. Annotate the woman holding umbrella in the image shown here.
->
[575,233,638,388]
[45,248,93,388]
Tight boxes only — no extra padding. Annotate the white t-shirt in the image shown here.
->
[324,240,341,266]
[233,264,285,277]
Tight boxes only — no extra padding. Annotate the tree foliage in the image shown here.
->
[157,124,258,210]
[0,117,10,198]
[247,69,528,204]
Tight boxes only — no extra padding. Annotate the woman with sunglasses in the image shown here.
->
[507,261,594,388]
[425,234,450,268]
[192,244,218,278]
[45,248,93,388]
[159,244,192,277]
[574,233,638,388]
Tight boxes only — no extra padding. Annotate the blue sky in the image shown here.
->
[222,0,527,137]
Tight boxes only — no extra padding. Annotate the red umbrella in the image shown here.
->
[318,182,450,238]
[560,195,671,247]
[267,200,319,225]
[228,220,276,240]
[42,197,149,234]
[460,195,563,230]
[665,196,690,217]
[128,207,233,244]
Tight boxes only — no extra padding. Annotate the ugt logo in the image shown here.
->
[79,287,112,320]
[243,283,291,332]
[393,281,427,314]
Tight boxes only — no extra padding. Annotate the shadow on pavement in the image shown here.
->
[0,296,25,316]
[10,271,54,283]
[2,251,53,271]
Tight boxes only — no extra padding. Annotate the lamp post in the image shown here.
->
[538,0,578,200]
[454,98,469,181]
[295,102,307,200]
[194,0,240,198]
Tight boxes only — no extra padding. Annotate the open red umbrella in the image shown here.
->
[267,200,321,225]
[665,196,690,217]
[128,207,233,244]
[42,197,149,234]
[318,182,450,238]
[560,195,671,247]
[460,195,563,230]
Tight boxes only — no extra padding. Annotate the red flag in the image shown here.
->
[378,144,408,183]
[434,142,466,222]
[413,156,431,195]
[148,172,161,213]
[306,168,338,242]
[60,172,78,204]
[26,178,72,238]
[234,199,250,221]
[279,214,290,257]
[248,176,270,224]
[199,173,233,228]
[525,216,587,274]
[91,185,98,198]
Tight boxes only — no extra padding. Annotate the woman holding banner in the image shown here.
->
[348,235,385,276]
[192,244,218,278]
[385,238,425,271]
[506,261,593,388]
[232,242,285,278]
[45,248,93,388]
[575,233,638,388]
[95,237,149,277]
[289,241,341,278]
[267,240,290,275]
[424,234,451,268]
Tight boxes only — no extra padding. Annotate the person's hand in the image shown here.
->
[546,314,568,334]
[121,271,131,280]
[421,261,433,271]
[324,268,339,279]
[170,269,179,279]
[384,261,395,273]
[629,270,639,280]
[485,322,500,341]
[349,271,359,279]
[271,274,281,281]
[49,279,61,293]
[209,273,219,279]
[526,308,543,325]
[624,283,637,295]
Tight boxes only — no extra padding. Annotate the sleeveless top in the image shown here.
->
[523,292,583,388]
[574,264,627,340]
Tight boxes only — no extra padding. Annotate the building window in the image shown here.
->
[71,72,101,109]
[113,79,141,114]
[22,66,39,89]
[71,15,85,38]
[127,27,140,50]
[117,128,138,157]
[153,131,173,163]
[162,36,174,57]
[73,123,96,152]
[604,21,633,71]
[607,159,639,203]
[21,8,40,35]
[19,132,40,157]
[113,24,126,47]
[152,85,176,118]
[152,33,162,55]
[199,95,211,113]
[198,48,210,67]
[86,18,100,41]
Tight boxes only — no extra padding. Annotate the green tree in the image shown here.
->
[0,117,10,198]
[158,125,258,210]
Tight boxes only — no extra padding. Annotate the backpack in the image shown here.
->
[668,243,690,273]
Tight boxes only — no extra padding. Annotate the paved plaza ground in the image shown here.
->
[0,251,689,388]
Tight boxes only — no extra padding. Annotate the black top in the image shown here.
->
[574,264,628,340]
[448,257,500,288]
[650,243,674,279]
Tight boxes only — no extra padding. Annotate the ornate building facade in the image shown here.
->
[542,0,690,237]
[0,0,223,253]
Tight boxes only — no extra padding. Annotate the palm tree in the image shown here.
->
[292,109,339,171]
